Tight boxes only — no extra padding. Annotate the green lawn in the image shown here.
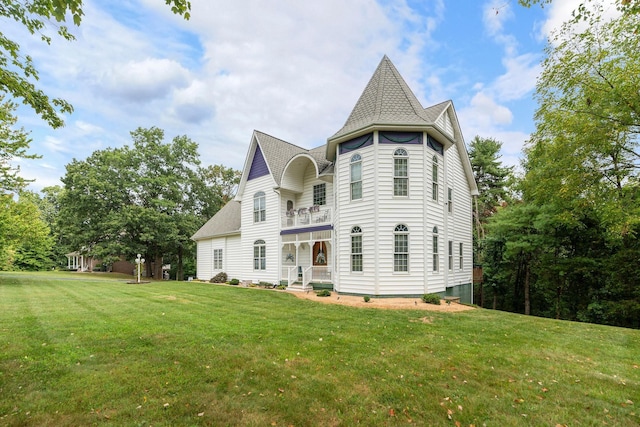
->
[0,272,638,426]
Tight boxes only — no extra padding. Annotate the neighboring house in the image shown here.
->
[192,56,479,301]
[65,251,135,275]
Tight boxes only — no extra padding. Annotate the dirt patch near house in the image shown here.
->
[287,291,474,312]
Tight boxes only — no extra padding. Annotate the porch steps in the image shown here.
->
[287,282,313,292]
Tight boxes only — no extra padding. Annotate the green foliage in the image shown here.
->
[421,293,441,305]
[468,136,514,263]
[316,289,331,297]
[58,127,228,280]
[480,5,640,328]
[210,272,228,283]
[0,193,53,270]
[229,278,240,286]
[0,97,39,192]
[363,295,371,302]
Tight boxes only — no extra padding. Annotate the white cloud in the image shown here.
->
[494,53,542,101]
[97,58,191,103]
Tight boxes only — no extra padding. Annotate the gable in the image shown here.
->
[247,144,269,180]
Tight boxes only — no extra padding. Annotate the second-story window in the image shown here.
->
[350,154,362,200]
[432,156,439,201]
[313,183,326,206]
[393,148,408,197]
[253,191,266,223]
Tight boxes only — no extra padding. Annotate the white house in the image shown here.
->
[192,56,478,301]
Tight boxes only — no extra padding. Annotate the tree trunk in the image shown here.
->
[177,246,184,281]
[145,254,152,279]
[524,256,531,316]
[556,285,562,319]
[154,255,163,280]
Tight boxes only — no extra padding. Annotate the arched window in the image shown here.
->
[350,154,362,200]
[432,227,439,272]
[351,226,363,272]
[393,148,408,197]
[253,191,266,223]
[394,224,409,272]
[253,240,266,270]
[432,156,439,201]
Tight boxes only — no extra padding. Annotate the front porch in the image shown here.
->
[280,228,333,291]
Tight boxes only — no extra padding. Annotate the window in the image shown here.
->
[432,156,438,201]
[394,224,409,272]
[351,226,363,272]
[448,240,453,271]
[213,249,223,270]
[393,148,408,197]
[432,227,439,272]
[448,188,453,214]
[350,154,362,200]
[253,191,266,222]
[253,240,266,270]
[313,183,326,206]
[459,243,464,270]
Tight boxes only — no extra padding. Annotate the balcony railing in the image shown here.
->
[281,206,332,229]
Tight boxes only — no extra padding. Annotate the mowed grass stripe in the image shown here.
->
[0,272,638,426]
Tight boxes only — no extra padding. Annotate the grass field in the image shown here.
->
[0,271,638,426]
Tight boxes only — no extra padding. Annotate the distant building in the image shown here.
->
[192,56,478,301]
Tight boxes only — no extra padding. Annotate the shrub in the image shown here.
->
[210,272,228,283]
[316,289,331,297]
[229,278,240,286]
[259,281,273,288]
[276,284,287,290]
[363,295,371,303]
[422,293,441,305]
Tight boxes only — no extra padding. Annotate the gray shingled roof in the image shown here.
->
[254,131,310,186]
[191,200,241,240]
[424,100,451,123]
[254,130,333,184]
[329,56,432,141]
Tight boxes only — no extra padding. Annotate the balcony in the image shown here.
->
[281,206,333,229]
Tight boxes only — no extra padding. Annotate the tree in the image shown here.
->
[0,193,53,270]
[524,5,640,235]
[468,136,514,307]
[0,96,38,192]
[468,136,514,241]
[58,127,225,280]
[482,5,640,327]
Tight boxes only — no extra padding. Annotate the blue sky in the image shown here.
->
[5,0,601,191]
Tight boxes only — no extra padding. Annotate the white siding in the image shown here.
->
[195,234,243,281]
[225,235,243,279]
[375,142,425,295]
[196,239,212,280]
[425,144,445,294]
[334,143,377,294]
[444,140,474,290]
[240,175,281,284]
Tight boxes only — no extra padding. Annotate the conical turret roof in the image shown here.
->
[329,56,430,142]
